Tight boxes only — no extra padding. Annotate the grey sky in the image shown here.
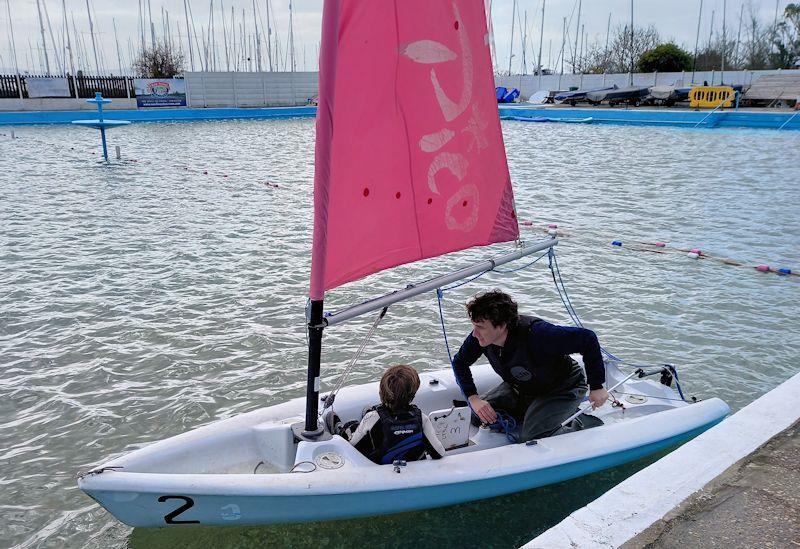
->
[0,0,788,74]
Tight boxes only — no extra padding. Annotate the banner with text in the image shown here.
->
[134,78,186,107]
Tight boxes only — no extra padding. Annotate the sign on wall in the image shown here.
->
[134,78,186,107]
[26,77,71,98]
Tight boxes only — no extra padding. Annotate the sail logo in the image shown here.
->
[146,82,171,96]
[220,503,241,521]
[511,367,533,382]
[403,1,487,233]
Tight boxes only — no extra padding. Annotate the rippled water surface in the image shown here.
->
[1,118,798,548]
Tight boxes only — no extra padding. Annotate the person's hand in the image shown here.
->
[588,388,609,409]
[469,395,497,424]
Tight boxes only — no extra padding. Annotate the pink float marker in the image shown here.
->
[690,248,701,254]
[756,265,770,272]
[655,242,666,247]
[548,223,558,229]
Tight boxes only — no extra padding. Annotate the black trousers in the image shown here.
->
[481,361,589,442]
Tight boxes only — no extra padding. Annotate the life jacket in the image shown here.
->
[374,404,425,465]
[483,315,580,396]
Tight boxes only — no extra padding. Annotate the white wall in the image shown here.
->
[185,71,318,108]
[495,69,800,99]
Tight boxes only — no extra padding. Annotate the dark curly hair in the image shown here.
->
[466,290,519,328]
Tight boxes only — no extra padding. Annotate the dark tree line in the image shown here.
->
[563,2,800,75]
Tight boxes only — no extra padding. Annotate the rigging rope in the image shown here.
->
[436,246,689,417]
[319,306,389,416]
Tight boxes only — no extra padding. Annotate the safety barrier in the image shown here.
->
[689,86,735,109]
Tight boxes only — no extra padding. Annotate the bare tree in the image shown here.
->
[133,40,185,78]
[582,24,660,73]
[739,4,773,69]
[695,35,739,70]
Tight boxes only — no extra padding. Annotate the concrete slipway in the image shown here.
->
[524,372,800,548]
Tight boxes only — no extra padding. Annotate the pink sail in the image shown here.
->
[310,0,518,300]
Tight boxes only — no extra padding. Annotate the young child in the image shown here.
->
[344,364,446,464]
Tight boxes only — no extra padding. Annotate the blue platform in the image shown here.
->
[0,106,317,126]
[498,106,800,131]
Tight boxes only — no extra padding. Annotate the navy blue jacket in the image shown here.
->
[452,316,605,397]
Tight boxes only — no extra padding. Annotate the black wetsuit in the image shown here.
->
[452,315,605,441]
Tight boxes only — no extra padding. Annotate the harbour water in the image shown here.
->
[1,119,798,548]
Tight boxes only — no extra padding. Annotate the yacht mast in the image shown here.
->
[148,0,156,48]
[5,0,19,74]
[114,18,125,74]
[252,0,262,71]
[184,0,194,71]
[559,16,565,87]
[720,0,726,82]
[536,0,545,89]
[36,0,52,74]
[265,0,273,71]
[221,0,229,71]
[507,0,516,75]
[62,0,75,75]
[43,0,64,74]
[572,0,581,73]
[628,0,634,85]
[604,12,611,69]
[734,2,744,67]
[692,0,703,84]
[521,10,527,74]
[85,0,100,74]
[288,0,296,71]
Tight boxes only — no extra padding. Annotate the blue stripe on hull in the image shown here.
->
[96,418,723,528]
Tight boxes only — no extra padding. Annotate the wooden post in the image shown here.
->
[16,74,23,99]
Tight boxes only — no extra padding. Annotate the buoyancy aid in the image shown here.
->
[483,315,581,396]
[374,405,425,465]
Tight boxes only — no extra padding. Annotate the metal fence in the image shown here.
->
[73,75,133,98]
[0,74,21,98]
[0,74,134,99]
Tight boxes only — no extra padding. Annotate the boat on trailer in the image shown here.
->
[587,86,651,106]
[78,0,729,528]
[554,85,617,106]
[648,85,692,106]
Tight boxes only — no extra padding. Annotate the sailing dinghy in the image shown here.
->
[78,1,729,528]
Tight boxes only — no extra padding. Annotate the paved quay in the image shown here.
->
[624,420,799,548]
[525,372,800,549]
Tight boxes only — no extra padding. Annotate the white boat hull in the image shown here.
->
[78,363,729,527]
